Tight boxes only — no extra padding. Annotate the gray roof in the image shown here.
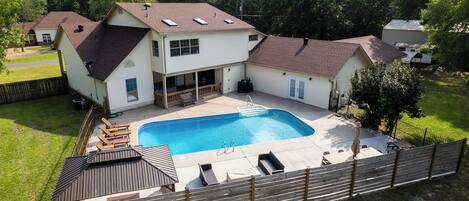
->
[383,20,424,31]
[52,145,178,201]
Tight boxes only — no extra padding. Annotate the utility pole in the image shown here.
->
[239,0,244,20]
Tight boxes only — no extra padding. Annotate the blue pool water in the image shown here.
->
[138,109,315,155]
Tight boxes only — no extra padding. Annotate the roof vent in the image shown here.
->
[143,3,152,10]
[303,37,309,45]
[162,19,178,27]
[224,19,234,24]
[77,25,84,32]
[193,18,208,25]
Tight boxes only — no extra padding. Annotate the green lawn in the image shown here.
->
[346,72,469,201]
[0,64,62,84]
[6,52,57,64]
[0,96,84,201]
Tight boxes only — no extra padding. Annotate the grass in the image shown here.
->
[6,52,57,64]
[345,72,469,201]
[0,95,84,201]
[0,64,62,84]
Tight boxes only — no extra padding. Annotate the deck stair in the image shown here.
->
[238,105,267,117]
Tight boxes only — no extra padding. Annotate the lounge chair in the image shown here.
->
[101,117,130,130]
[199,163,219,186]
[97,134,130,146]
[180,92,195,107]
[100,127,130,137]
[96,142,115,151]
[258,151,285,175]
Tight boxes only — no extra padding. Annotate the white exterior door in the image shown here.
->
[288,77,305,101]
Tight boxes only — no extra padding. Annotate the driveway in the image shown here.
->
[7,59,58,69]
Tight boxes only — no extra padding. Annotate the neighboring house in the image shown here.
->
[382,20,427,45]
[335,35,403,64]
[52,146,178,201]
[247,36,372,109]
[382,20,432,64]
[20,11,91,45]
[56,3,263,113]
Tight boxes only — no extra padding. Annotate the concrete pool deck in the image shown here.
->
[86,91,392,191]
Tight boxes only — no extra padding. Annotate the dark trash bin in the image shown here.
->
[237,78,253,93]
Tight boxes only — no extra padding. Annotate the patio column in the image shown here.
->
[163,75,168,109]
[57,50,65,75]
[195,71,199,101]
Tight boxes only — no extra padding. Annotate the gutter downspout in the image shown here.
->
[162,34,168,109]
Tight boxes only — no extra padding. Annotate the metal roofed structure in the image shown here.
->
[52,145,178,201]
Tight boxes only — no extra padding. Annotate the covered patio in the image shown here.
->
[153,68,222,108]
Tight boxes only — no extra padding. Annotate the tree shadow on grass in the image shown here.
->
[0,95,84,136]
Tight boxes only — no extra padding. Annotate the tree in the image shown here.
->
[20,0,47,22]
[341,0,394,38]
[88,0,156,21]
[391,0,428,20]
[421,0,469,70]
[351,62,424,133]
[0,0,23,72]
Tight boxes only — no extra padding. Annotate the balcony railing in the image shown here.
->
[155,83,221,107]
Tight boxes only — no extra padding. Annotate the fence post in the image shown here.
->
[456,138,467,173]
[349,159,357,197]
[428,144,438,179]
[250,175,256,201]
[422,128,428,146]
[304,167,310,200]
[390,150,400,188]
[184,187,190,201]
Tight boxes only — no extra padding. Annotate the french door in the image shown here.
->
[288,77,305,101]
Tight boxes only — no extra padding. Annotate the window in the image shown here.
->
[170,39,199,57]
[125,78,138,102]
[42,34,51,43]
[249,34,258,41]
[152,41,159,57]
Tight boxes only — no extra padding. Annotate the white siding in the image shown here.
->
[164,30,250,74]
[105,33,154,113]
[106,8,148,28]
[150,31,165,73]
[222,63,244,93]
[246,64,332,109]
[247,30,265,51]
[57,32,106,104]
[334,49,371,95]
[382,29,427,45]
[35,29,57,43]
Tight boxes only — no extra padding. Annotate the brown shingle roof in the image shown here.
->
[59,22,149,80]
[334,35,403,63]
[247,36,362,77]
[19,22,38,34]
[52,146,178,201]
[34,11,90,30]
[113,3,254,33]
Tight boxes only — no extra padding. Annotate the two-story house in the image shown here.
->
[56,3,264,113]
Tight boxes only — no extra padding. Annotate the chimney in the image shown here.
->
[144,3,152,10]
[77,25,84,32]
[303,37,309,46]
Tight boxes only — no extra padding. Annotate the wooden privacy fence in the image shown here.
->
[137,139,466,201]
[72,106,96,156]
[0,76,68,104]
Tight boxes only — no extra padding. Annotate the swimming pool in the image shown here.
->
[138,109,315,155]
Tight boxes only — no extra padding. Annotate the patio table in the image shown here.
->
[323,147,382,164]
[226,168,261,182]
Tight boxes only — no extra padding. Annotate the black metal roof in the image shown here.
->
[52,145,178,201]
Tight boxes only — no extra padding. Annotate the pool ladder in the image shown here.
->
[222,138,236,153]
[246,95,254,106]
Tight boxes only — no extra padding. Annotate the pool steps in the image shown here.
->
[238,105,267,117]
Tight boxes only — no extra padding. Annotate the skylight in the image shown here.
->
[224,19,234,24]
[193,18,208,25]
[162,19,178,26]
